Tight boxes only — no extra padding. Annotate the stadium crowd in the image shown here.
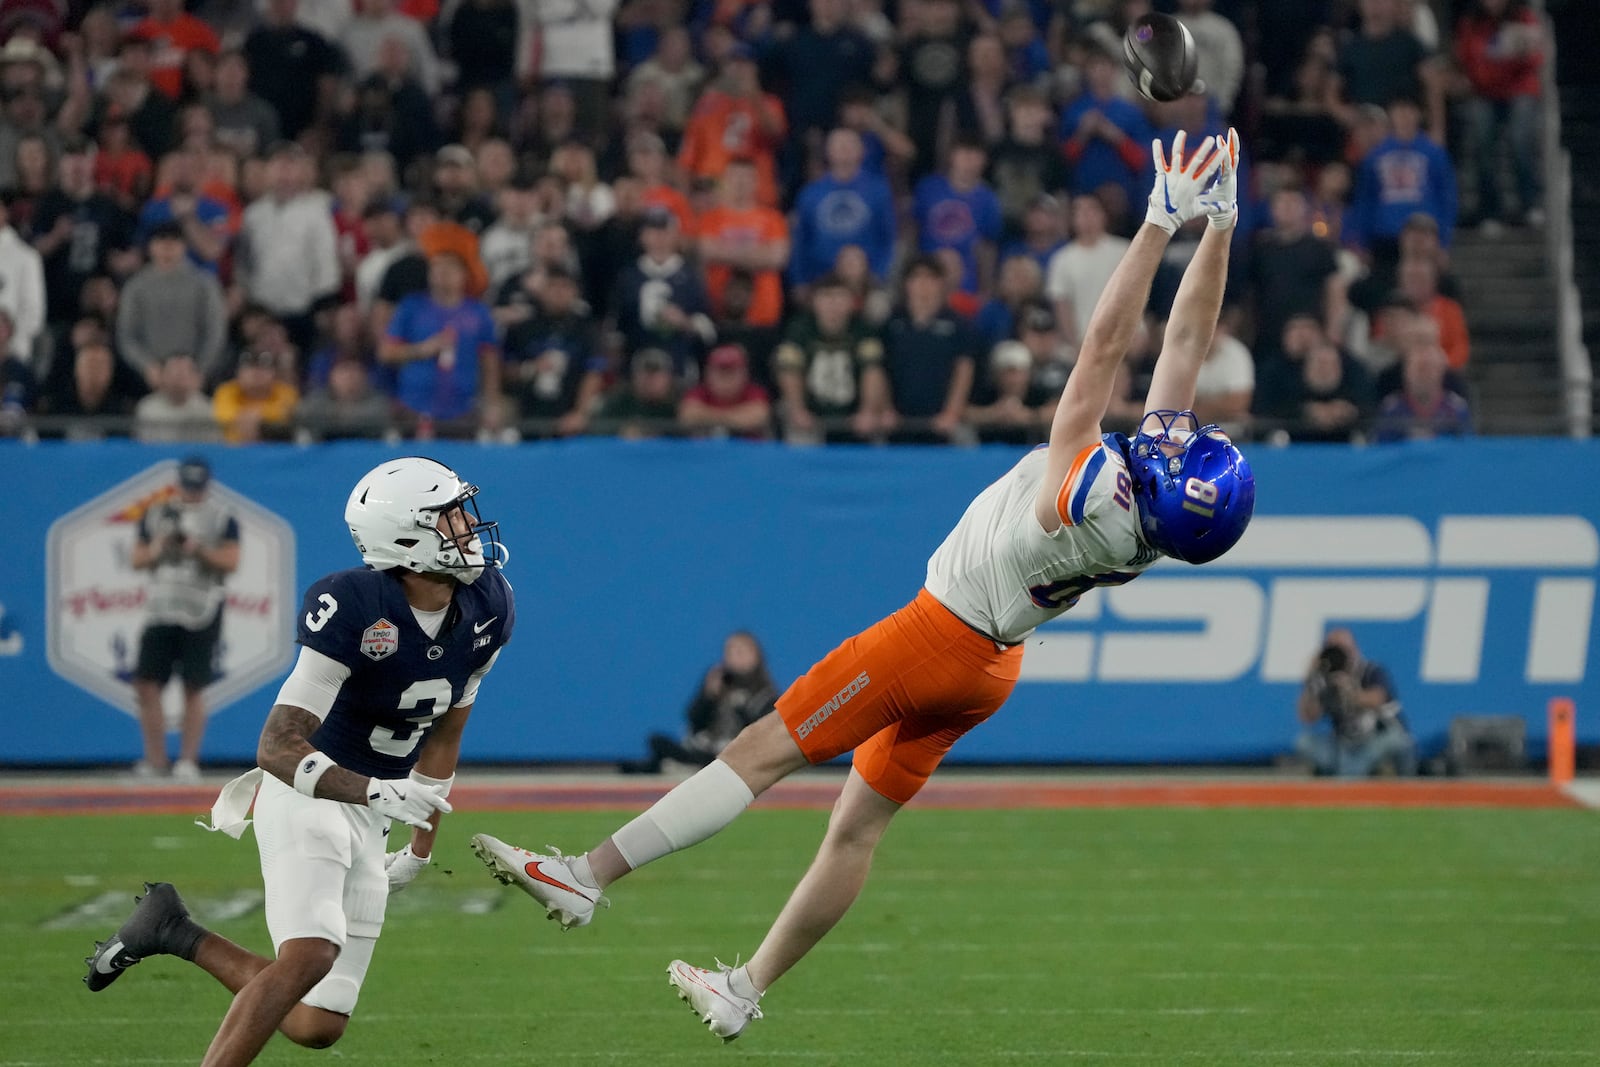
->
[0,0,1541,446]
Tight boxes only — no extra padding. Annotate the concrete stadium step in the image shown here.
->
[1455,289,1557,315]
[1469,321,1559,344]
[1471,360,1559,382]
[1449,216,1565,434]
[1451,247,1548,279]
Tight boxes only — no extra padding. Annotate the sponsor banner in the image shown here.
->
[42,460,296,727]
[0,440,1595,764]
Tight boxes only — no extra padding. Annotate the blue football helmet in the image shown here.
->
[1125,410,1255,564]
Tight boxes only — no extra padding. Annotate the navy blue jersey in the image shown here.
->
[295,567,515,778]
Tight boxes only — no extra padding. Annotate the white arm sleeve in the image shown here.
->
[457,649,501,707]
[272,646,353,721]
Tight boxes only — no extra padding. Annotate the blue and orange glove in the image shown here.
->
[1143,130,1226,236]
[1200,127,1241,231]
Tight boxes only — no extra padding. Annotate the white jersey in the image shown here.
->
[925,439,1161,644]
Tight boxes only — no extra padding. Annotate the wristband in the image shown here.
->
[294,750,338,797]
[408,768,455,799]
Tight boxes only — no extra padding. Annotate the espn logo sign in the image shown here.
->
[1021,516,1596,685]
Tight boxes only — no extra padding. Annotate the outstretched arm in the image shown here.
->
[1040,225,1169,465]
[1143,226,1232,415]
[1144,129,1240,416]
[1034,132,1223,530]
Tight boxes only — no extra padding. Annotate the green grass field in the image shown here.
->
[4,805,1598,1066]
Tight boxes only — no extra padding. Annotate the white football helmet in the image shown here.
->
[344,457,506,583]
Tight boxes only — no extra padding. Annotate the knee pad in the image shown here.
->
[301,974,360,1016]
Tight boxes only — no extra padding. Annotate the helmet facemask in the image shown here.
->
[408,483,507,584]
[1127,409,1254,564]
[347,458,510,584]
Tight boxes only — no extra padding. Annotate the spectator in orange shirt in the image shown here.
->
[677,44,787,209]
[628,132,694,235]
[93,117,154,213]
[696,158,790,328]
[1397,255,1469,369]
[212,349,299,443]
[153,134,244,236]
[132,0,222,101]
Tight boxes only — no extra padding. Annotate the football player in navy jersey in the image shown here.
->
[83,457,513,1067]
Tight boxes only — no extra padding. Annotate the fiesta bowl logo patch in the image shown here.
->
[361,619,399,661]
[45,460,295,722]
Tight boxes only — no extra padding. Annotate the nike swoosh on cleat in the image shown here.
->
[95,940,126,974]
[523,861,592,900]
[676,966,741,1012]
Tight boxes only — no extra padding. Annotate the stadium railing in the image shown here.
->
[4,411,1573,445]
[1538,0,1594,438]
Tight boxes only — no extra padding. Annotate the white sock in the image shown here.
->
[567,853,598,889]
[611,759,754,870]
[728,964,761,1001]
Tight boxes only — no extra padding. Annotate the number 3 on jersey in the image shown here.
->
[369,677,453,757]
[304,593,338,632]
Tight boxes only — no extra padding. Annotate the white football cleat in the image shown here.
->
[470,834,606,929]
[667,959,764,1042]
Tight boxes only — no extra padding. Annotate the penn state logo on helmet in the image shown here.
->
[343,457,509,582]
[1125,411,1254,564]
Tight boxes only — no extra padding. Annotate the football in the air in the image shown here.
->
[1123,13,1201,103]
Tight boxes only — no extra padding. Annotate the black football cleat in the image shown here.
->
[83,882,193,992]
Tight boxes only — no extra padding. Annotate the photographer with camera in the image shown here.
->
[1295,628,1416,777]
[129,456,240,781]
[619,631,777,775]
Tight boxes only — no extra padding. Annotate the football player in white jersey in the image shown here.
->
[472,130,1253,1041]
[83,458,514,1067]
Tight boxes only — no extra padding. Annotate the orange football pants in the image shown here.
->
[775,589,1023,804]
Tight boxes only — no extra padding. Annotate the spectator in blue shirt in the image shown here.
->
[791,128,897,288]
[133,147,230,273]
[1060,43,1154,227]
[997,7,1052,85]
[1373,327,1471,443]
[913,138,1003,295]
[1350,95,1458,265]
[839,87,917,180]
[975,255,1045,345]
[378,249,502,437]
